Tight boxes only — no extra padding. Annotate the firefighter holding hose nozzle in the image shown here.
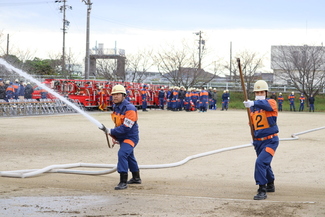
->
[106,84,141,190]
[243,80,279,200]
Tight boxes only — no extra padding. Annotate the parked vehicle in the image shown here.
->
[41,79,162,110]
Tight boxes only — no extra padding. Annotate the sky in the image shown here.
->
[1,0,325,74]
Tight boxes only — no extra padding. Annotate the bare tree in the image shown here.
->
[126,49,155,83]
[272,45,325,98]
[154,41,218,88]
[226,50,265,97]
[65,51,83,78]
[96,59,117,80]
[0,30,5,55]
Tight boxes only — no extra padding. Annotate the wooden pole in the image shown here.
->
[237,58,254,140]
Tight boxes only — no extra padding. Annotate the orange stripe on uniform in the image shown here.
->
[124,139,135,147]
[125,110,138,122]
[265,147,275,156]
[266,99,278,117]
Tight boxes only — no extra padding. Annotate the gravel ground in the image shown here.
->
[1,109,325,217]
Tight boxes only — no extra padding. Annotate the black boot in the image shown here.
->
[266,182,275,192]
[127,171,142,184]
[254,185,267,200]
[115,172,128,190]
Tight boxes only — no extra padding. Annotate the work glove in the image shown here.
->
[243,100,254,108]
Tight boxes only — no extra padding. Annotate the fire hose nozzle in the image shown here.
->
[99,124,111,149]
[99,124,109,134]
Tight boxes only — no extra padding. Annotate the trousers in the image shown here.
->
[117,141,139,173]
[254,136,279,185]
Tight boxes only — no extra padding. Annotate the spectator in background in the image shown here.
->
[211,88,218,110]
[208,87,213,109]
[5,82,15,101]
[40,87,48,99]
[178,86,186,111]
[198,87,209,112]
[141,85,148,112]
[270,92,277,101]
[277,93,284,111]
[17,81,25,100]
[299,93,305,112]
[12,79,19,99]
[288,91,296,112]
[0,78,6,100]
[4,80,10,101]
[221,90,230,111]
[309,94,315,112]
[158,87,166,110]
[24,82,34,99]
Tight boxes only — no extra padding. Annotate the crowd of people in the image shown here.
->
[0,78,48,102]
[270,91,315,112]
[0,78,317,113]
[138,85,230,112]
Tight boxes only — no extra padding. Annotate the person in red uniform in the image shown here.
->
[108,84,141,190]
[243,80,279,200]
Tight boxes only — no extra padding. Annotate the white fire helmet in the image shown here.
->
[111,84,126,95]
[253,80,269,92]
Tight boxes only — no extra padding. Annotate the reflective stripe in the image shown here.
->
[124,139,135,147]
[265,147,275,156]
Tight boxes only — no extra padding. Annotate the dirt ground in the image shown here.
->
[0,109,325,217]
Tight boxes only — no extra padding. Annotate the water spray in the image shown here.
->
[0,58,111,148]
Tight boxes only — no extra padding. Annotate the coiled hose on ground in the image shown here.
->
[1,126,324,178]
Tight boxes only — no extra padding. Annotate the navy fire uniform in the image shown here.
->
[288,93,295,111]
[199,89,209,112]
[277,94,284,111]
[184,90,191,111]
[250,99,279,187]
[158,89,166,110]
[221,91,230,110]
[299,94,305,111]
[141,86,148,111]
[190,90,199,109]
[5,83,15,101]
[171,88,179,111]
[110,99,140,174]
[12,80,19,99]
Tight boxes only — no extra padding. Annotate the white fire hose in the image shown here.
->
[1,126,324,178]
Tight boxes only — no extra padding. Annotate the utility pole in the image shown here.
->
[82,0,92,79]
[194,31,204,70]
[56,0,72,76]
[6,34,9,55]
[230,41,232,80]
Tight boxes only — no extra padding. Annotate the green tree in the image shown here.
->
[25,58,56,75]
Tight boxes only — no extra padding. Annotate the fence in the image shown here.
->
[0,99,84,117]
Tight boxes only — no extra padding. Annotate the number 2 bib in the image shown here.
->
[251,110,270,130]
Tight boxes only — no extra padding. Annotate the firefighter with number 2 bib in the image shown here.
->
[243,80,279,200]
